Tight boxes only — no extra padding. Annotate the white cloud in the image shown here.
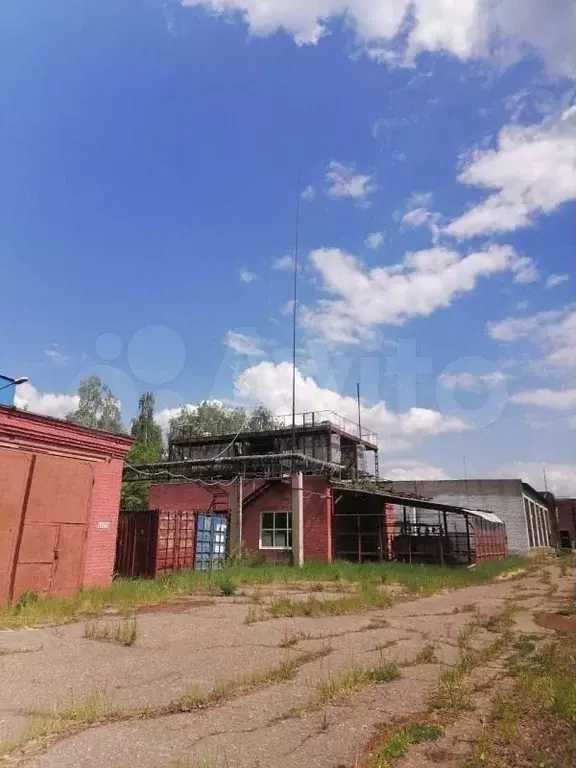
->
[511,388,576,411]
[44,344,68,365]
[325,161,377,204]
[280,299,295,316]
[440,371,508,391]
[223,331,265,356]
[406,191,433,209]
[488,305,576,371]
[301,185,316,201]
[365,232,385,249]
[378,459,452,482]
[154,405,187,435]
[494,461,576,496]
[238,268,257,283]
[302,244,538,344]
[272,253,294,270]
[546,273,569,289]
[445,112,576,238]
[235,360,468,453]
[183,0,574,76]
[14,382,79,420]
[401,207,442,240]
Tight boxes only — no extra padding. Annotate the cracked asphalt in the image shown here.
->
[0,566,571,768]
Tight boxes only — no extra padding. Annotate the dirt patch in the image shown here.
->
[486,712,576,767]
[132,599,214,615]
[534,612,576,634]
[495,568,527,581]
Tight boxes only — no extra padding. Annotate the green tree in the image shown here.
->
[121,391,165,511]
[130,391,163,452]
[67,376,124,433]
[169,401,277,437]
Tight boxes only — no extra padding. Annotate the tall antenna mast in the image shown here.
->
[543,467,549,493]
[356,382,362,440]
[291,179,301,457]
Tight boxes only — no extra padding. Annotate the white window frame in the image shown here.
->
[259,510,293,550]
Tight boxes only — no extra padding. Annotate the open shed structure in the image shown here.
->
[122,414,507,574]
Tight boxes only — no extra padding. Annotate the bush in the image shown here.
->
[218,578,237,596]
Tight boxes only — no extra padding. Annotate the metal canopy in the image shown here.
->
[331,482,506,525]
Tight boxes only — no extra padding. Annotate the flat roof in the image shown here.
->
[170,422,379,451]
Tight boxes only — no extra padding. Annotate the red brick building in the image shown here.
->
[0,405,132,606]
[149,477,396,564]
[557,498,576,548]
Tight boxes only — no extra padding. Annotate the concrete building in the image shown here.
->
[168,409,380,477]
[386,479,555,554]
[0,405,132,606]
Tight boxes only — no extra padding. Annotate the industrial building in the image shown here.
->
[557,498,576,549]
[121,411,508,574]
[386,479,556,554]
[0,404,132,606]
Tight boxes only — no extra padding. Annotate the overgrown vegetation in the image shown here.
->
[430,605,516,716]
[464,633,576,767]
[217,578,237,597]
[375,723,444,764]
[1,648,331,760]
[298,657,401,713]
[0,556,529,629]
[414,643,437,664]
[84,618,138,646]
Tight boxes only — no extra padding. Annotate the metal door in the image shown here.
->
[194,514,228,570]
[9,453,91,602]
[13,522,86,598]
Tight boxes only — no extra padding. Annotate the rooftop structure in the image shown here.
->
[168,409,380,479]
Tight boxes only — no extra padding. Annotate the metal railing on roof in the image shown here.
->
[170,409,379,445]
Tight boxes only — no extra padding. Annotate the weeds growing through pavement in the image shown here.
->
[217,578,237,597]
[279,629,311,648]
[84,618,138,647]
[0,648,332,760]
[291,656,401,715]
[0,557,529,629]
[373,723,443,765]
[414,643,437,664]
[464,632,576,767]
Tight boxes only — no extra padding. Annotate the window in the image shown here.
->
[524,498,534,547]
[260,511,292,549]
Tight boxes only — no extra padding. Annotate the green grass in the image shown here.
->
[464,633,576,767]
[0,556,529,629]
[414,643,437,664]
[302,658,401,712]
[1,648,332,759]
[430,606,515,715]
[266,587,392,620]
[84,618,138,646]
[376,723,444,764]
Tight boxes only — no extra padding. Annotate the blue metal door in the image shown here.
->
[194,514,228,570]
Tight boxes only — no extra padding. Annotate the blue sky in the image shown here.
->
[1,0,574,492]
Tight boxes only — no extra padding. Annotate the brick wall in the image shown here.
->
[82,457,125,589]
[0,406,132,601]
[150,482,214,511]
[557,498,576,547]
[149,480,263,512]
[242,476,332,563]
